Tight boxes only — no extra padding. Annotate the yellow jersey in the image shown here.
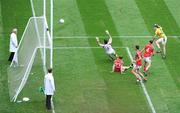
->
[155,27,166,38]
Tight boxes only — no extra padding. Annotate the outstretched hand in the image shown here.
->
[105,30,109,35]
[96,37,99,42]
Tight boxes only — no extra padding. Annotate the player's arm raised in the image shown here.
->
[152,34,157,42]
[141,48,145,53]
[105,30,112,44]
[96,37,104,47]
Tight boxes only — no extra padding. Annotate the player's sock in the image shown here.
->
[144,66,146,72]
[109,55,114,61]
[143,77,147,82]
[156,48,161,53]
[137,78,141,82]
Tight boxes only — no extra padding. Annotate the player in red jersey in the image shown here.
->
[112,56,131,74]
[141,40,155,75]
[132,45,147,82]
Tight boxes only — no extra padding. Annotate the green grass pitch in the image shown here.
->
[0,0,180,113]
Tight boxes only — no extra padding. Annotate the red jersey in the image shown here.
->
[114,58,123,69]
[144,44,154,57]
[135,50,142,66]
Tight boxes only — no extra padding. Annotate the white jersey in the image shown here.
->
[44,73,55,95]
[9,32,18,52]
[102,44,115,54]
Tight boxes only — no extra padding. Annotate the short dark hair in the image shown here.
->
[149,40,153,44]
[154,24,160,28]
[119,56,123,59]
[48,68,52,73]
[104,39,108,44]
[135,45,139,50]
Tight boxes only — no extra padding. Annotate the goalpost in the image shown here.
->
[8,0,53,102]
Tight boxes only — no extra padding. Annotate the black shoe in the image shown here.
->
[143,71,148,76]
[156,50,161,53]
[162,55,166,59]
[130,63,133,68]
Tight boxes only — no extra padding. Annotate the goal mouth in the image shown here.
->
[8,16,52,102]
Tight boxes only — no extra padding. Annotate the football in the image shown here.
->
[59,19,64,24]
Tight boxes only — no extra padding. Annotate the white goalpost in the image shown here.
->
[8,0,54,102]
[8,17,52,102]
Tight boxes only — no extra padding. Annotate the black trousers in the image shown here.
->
[8,52,15,62]
[46,95,52,110]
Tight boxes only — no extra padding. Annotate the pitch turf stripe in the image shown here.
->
[53,46,126,49]
[54,46,156,113]
[126,47,156,113]
[134,0,180,37]
[54,36,179,39]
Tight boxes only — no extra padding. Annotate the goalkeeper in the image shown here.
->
[96,30,117,61]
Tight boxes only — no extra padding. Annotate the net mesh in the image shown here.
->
[8,17,51,102]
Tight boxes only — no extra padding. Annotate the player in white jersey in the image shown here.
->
[96,30,117,60]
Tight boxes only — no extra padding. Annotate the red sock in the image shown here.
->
[144,67,148,72]
[144,66,146,71]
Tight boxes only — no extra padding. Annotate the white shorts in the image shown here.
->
[144,57,151,63]
[133,64,141,71]
[156,36,167,45]
[106,49,115,55]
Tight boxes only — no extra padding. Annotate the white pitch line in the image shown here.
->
[53,46,126,49]
[126,47,156,113]
[30,1,55,113]
[54,35,179,39]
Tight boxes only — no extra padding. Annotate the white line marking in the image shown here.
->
[126,47,156,113]
[54,35,179,39]
[30,1,55,113]
[53,46,126,49]
[30,0,36,17]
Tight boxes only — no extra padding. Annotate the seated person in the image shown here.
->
[112,56,131,74]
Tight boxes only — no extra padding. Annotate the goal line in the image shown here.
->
[53,46,126,49]
[54,35,180,39]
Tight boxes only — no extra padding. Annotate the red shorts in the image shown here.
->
[114,67,121,72]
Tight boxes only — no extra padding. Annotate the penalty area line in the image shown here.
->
[126,47,156,113]
[53,46,126,49]
[54,35,179,39]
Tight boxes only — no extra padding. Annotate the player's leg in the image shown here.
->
[146,58,151,71]
[143,60,147,72]
[122,66,131,71]
[111,64,115,72]
[108,53,116,61]
[143,57,151,75]
[162,37,167,58]
[145,62,151,73]
[131,67,141,82]
[108,54,115,61]
[123,66,131,70]
[137,70,147,81]
[156,38,162,53]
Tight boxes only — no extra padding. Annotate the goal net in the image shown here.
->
[7,16,52,102]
